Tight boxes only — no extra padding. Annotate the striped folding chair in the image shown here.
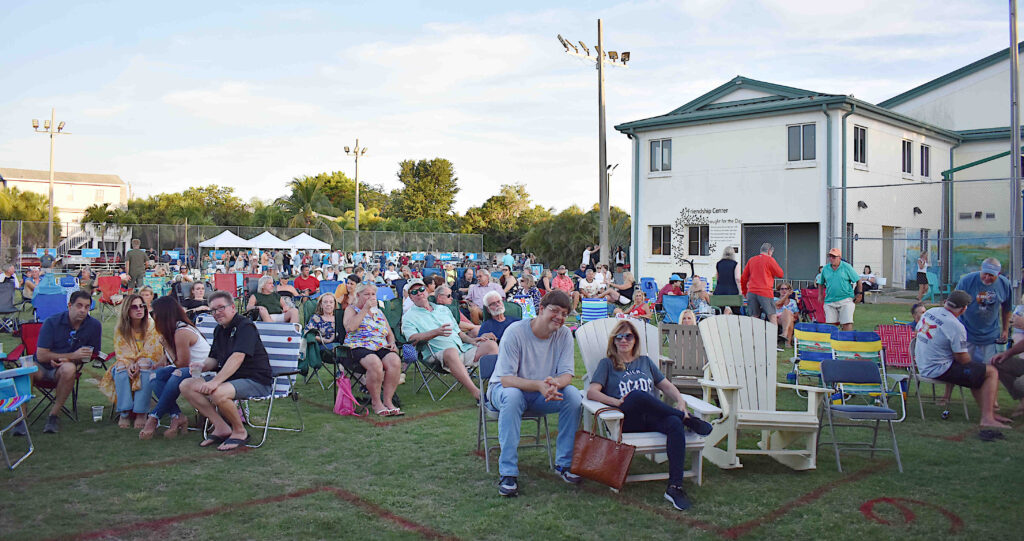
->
[830,331,907,422]
[790,322,838,388]
[579,298,608,324]
[0,365,38,469]
[195,316,304,448]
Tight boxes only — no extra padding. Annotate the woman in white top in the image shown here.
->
[917,250,930,301]
[139,296,211,440]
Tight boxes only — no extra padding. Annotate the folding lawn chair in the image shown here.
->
[639,278,659,304]
[96,276,124,319]
[476,354,552,473]
[798,288,826,323]
[660,294,689,324]
[0,280,21,333]
[195,315,304,448]
[376,287,396,303]
[32,293,67,323]
[830,331,907,422]
[908,337,970,420]
[213,273,237,298]
[790,322,838,388]
[818,359,903,473]
[579,298,608,324]
[0,365,39,470]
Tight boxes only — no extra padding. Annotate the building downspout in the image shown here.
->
[841,103,856,253]
[821,105,833,252]
[942,141,961,288]
[625,129,640,278]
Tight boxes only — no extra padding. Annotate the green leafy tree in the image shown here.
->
[249,199,289,228]
[394,158,459,220]
[274,176,342,239]
[307,171,391,216]
[522,204,630,268]
[463,183,552,252]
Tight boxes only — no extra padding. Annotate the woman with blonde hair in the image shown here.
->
[687,277,712,318]
[342,282,403,416]
[774,282,798,347]
[587,320,712,511]
[110,293,166,428]
[539,269,554,294]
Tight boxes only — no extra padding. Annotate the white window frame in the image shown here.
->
[651,225,671,256]
[649,139,672,172]
[853,126,867,165]
[786,123,816,162]
[901,140,913,175]
[920,144,930,177]
[687,225,710,256]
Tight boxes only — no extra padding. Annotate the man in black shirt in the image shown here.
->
[180,291,273,451]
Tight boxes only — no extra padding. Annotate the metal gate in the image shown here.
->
[742,224,787,274]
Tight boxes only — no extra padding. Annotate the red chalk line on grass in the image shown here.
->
[50,485,459,541]
[860,497,964,533]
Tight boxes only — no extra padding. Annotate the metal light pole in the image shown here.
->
[1010,0,1023,300]
[558,21,630,267]
[344,140,368,253]
[32,108,69,251]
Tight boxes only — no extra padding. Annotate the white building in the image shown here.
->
[615,76,958,288]
[0,167,129,224]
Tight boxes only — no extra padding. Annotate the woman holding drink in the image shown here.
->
[139,296,211,439]
[342,283,404,416]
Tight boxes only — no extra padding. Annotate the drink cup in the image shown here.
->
[190,362,204,378]
[92,405,103,422]
[81,346,94,360]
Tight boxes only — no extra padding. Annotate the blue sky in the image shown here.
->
[0,1,1018,213]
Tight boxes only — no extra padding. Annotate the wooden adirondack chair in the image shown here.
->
[576,317,721,486]
[659,323,706,396]
[698,315,825,471]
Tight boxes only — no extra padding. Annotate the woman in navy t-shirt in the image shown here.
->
[587,320,712,511]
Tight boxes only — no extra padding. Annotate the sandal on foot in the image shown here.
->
[199,434,227,447]
[387,408,405,417]
[218,434,251,451]
[375,408,392,417]
[118,415,131,429]
[164,416,189,439]
[139,417,159,440]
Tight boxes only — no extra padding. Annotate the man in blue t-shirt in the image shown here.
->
[18,291,102,435]
[955,258,1013,364]
[915,290,1009,429]
[478,291,520,343]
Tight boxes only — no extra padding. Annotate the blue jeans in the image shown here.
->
[619,391,689,485]
[148,365,187,419]
[112,367,155,415]
[489,382,581,477]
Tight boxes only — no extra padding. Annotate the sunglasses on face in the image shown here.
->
[779,287,791,291]
[614,333,635,341]
[409,287,426,296]
[129,303,146,311]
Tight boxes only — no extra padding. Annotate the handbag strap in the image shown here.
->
[592,406,624,443]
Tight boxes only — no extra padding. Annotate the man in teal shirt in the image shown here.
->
[817,247,859,331]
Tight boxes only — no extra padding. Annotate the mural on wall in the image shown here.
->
[671,207,741,267]
[950,232,1011,282]
[903,228,939,287]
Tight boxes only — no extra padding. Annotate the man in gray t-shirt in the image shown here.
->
[488,290,582,497]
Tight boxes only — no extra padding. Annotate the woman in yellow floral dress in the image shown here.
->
[111,293,166,428]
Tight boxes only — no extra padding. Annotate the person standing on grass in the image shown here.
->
[955,258,1012,365]
[917,250,930,301]
[126,238,148,290]
[181,291,273,451]
[489,290,582,497]
[741,242,784,324]
[914,290,1010,429]
[817,248,859,331]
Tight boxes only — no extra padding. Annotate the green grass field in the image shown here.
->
[1,302,1020,540]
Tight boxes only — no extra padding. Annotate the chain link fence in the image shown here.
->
[0,220,483,270]
[827,176,1021,292]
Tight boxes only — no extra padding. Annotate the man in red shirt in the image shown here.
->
[293,265,320,299]
[740,242,784,324]
[551,265,580,312]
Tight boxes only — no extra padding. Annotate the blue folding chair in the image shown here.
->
[32,293,67,323]
[319,281,341,299]
[422,268,442,279]
[376,287,397,302]
[819,359,903,473]
[661,294,689,324]
[0,365,39,469]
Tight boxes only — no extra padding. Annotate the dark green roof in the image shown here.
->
[879,42,1024,108]
[956,126,1024,142]
[613,76,960,141]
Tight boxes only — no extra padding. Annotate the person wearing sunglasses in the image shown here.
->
[587,320,713,511]
[774,283,798,347]
[402,278,497,402]
[109,293,166,429]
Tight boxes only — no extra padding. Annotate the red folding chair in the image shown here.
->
[96,275,124,319]
[214,273,238,298]
[798,288,826,323]
[876,324,914,370]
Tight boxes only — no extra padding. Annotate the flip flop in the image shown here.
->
[218,434,251,451]
[199,434,227,447]
[375,408,392,417]
[978,429,1005,442]
[387,408,405,417]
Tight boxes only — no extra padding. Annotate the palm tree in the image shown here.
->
[275,176,342,241]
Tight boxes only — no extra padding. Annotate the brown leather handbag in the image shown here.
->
[570,407,636,490]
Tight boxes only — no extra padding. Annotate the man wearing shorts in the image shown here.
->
[817,247,859,331]
[740,242,784,324]
[955,257,1012,364]
[402,279,498,401]
[915,290,1010,429]
[181,291,274,451]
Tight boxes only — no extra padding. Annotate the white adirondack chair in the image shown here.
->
[575,317,722,486]
[697,315,825,470]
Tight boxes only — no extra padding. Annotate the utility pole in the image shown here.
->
[345,140,368,252]
[558,21,630,267]
[1011,0,1022,300]
[32,108,69,251]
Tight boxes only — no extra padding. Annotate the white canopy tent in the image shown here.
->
[248,232,292,249]
[286,232,331,250]
[198,230,254,249]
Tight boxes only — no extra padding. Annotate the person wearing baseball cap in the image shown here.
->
[816,247,860,331]
[954,257,1013,365]
[915,290,1010,428]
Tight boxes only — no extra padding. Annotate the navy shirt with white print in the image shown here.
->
[590,355,665,400]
